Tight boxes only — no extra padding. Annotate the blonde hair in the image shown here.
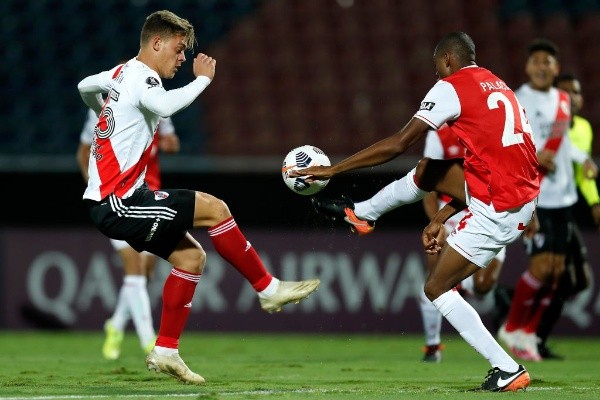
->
[140,10,196,50]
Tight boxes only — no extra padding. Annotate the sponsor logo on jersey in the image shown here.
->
[154,191,169,201]
[145,217,161,242]
[419,101,435,111]
[146,77,160,87]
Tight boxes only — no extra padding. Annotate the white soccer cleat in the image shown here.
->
[498,323,518,349]
[145,349,205,384]
[515,331,542,362]
[259,279,320,313]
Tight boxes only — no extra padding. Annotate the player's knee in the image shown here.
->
[195,192,232,226]
[423,280,442,301]
[179,247,207,275]
[414,157,433,190]
[473,278,494,295]
[529,254,554,282]
[207,197,231,222]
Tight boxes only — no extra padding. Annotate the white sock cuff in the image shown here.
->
[123,275,148,286]
[431,289,461,316]
[258,277,280,298]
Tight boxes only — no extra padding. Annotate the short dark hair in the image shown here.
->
[435,31,476,62]
[554,72,578,87]
[528,38,559,58]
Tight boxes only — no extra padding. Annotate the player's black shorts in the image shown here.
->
[85,185,195,259]
[524,206,574,256]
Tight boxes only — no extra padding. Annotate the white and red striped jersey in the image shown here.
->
[423,124,465,160]
[415,66,540,212]
[515,84,587,208]
[79,109,174,191]
[78,58,210,201]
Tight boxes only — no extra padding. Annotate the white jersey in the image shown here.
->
[77,57,210,201]
[79,109,175,145]
[516,84,586,208]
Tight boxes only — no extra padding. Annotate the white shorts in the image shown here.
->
[443,203,506,264]
[446,196,536,268]
[109,238,151,256]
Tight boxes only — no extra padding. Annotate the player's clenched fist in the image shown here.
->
[193,53,216,80]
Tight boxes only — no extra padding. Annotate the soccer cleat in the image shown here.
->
[102,319,124,360]
[311,196,375,235]
[259,279,320,313]
[145,349,205,384]
[479,364,530,392]
[422,344,443,363]
[497,323,519,350]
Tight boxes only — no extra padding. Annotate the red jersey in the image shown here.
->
[415,66,540,211]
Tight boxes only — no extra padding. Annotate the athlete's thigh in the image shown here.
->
[193,191,232,228]
[418,158,466,203]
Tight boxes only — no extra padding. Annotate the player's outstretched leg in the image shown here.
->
[207,216,320,312]
[311,195,375,235]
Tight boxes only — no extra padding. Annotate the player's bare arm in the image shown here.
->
[291,117,430,180]
[422,199,464,254]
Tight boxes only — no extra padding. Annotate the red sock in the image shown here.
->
[505,271,542,332]
[155,268,200,349]
[523,286,554,333]
[208,217,273,291]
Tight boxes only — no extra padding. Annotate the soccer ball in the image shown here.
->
[282,145,331,195]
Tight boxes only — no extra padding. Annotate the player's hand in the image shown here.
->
[537,150,556,172]
[159,134,180,154]
[289,166,334,182]
[422,221,445,254]
[523,213,539,239]
[583,158,598,180]
[193,53,216,80]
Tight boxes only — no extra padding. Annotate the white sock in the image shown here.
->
[354,168,428,221]
[110,286,130,331]
[432,290,519,372]
[258,277,280,298]
[154,346,178,356]
[122,275,156,349]
[419,288,442,346]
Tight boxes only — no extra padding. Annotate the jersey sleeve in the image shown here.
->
[77,66,121,115]
[414,80,461,129]
[138,75,212,118]
[423,130,444,158]
[157,116,175,136]
[79,109,98,145]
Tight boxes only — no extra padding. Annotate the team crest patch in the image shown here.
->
[146,77,160,87]
[419,101,435,111]
[154,191,169,200]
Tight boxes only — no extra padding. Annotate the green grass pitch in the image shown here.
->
[0,331,598,399]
